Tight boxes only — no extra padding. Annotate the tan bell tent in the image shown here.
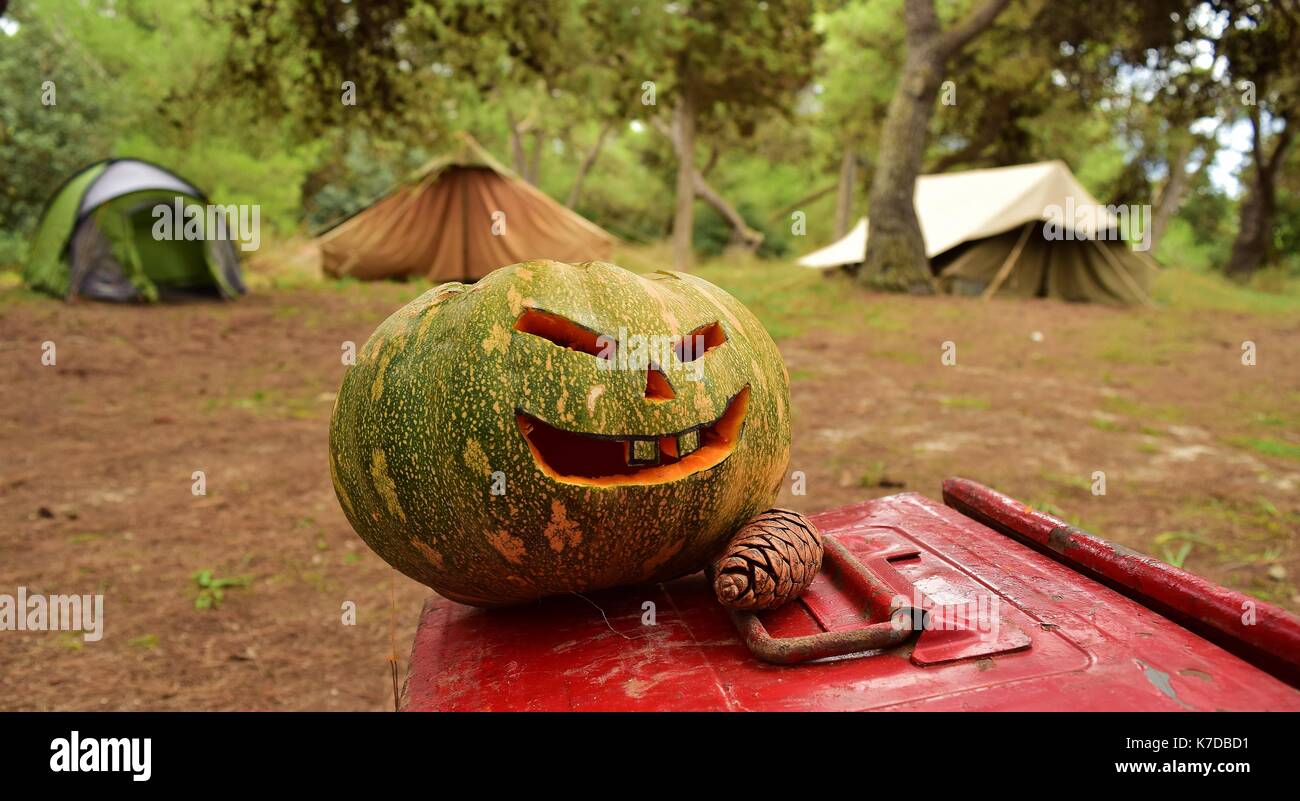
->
[797,161,1158,305]
[318,132,615,281]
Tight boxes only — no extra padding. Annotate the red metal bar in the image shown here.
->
[942,476,1300,687]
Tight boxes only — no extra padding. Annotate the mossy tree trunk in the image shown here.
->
[1226,112,1293,279]
[862,41,943,292]
[672,92,697,272]
[834,141,857,239]
[862,0,1012,293]
[1149,141,1194,254]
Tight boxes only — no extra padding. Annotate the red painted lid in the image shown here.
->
[402,489,1300,711]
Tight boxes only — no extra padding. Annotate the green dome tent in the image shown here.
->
[24,159,245,302]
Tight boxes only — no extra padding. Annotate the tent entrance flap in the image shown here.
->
[981,221,1034,300]
[128,205,214,291]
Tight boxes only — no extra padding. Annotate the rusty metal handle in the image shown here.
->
[732,535,923,665]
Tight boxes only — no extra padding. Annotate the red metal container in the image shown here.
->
[401,479,1300,711]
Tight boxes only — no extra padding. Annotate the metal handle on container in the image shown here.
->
[732,535,923,665]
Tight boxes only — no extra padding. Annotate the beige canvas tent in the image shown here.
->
[318,132,615,281]
[798,161,1158,305]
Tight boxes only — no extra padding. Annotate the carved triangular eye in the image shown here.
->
[675,322,726,363]
[514,308,612,359]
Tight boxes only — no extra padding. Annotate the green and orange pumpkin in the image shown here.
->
[329,260,791,606]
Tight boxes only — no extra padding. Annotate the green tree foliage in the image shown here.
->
[0,8,110,263]
[0,0,1293,282]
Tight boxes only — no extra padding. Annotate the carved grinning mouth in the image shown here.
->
[516,386,749,486]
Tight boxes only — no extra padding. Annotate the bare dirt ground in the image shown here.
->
[2,273,1297,710]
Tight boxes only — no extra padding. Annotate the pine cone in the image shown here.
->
[710,509,824,611]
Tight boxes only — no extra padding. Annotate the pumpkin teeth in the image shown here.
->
[629,439,660,466]
[677,428,701,457]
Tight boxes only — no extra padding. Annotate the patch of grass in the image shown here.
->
[1028,499,1102,535]
[1159,542,1194,568]
[1175,496,1299,546]
[858,460,888,488]
[128,634,160,650]
[1152,266,1300,315]
[0,285,49,307]
[1041,471,1093,492]
[192,569,251,610]
[1100,369,1122,387]
[1230,393,1300,433]
[1091,417,1124,432]
[1154,531,1222,552]
[939,396,990,410]
[1095,335,1185,366]
[299,570,328,591]
[1102,395,1185,423]
[233,390,271,410]
[876,349,924,365]
[1251,412,1288,428]
[1090,312,1193,366]
[1256,497,1281,518]
[1229,437,1300,461]
[687,251,903,341]
[221,388,325,420]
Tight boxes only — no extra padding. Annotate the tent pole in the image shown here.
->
[1090,238,1155,307]
[981,221,1034,300]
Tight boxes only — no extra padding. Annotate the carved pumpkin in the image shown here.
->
[329,260,791,606]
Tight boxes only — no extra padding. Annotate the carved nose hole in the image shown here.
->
[646,364,675,401]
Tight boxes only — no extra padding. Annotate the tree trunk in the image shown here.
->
[1149,142,1192,254]
[672,93,697,271]
[566,121,614,209]
[505,110,528,176]
[861,0,1011,292]
[1226,116,1293,279]
[525,128,544,185]
[834,142,857,238]
[861,42,944,291]
[655,113,762,253]
[1226,176,1275,278]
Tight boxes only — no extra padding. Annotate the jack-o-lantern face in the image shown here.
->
[329,260,791,606]
[512,308,748,485]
